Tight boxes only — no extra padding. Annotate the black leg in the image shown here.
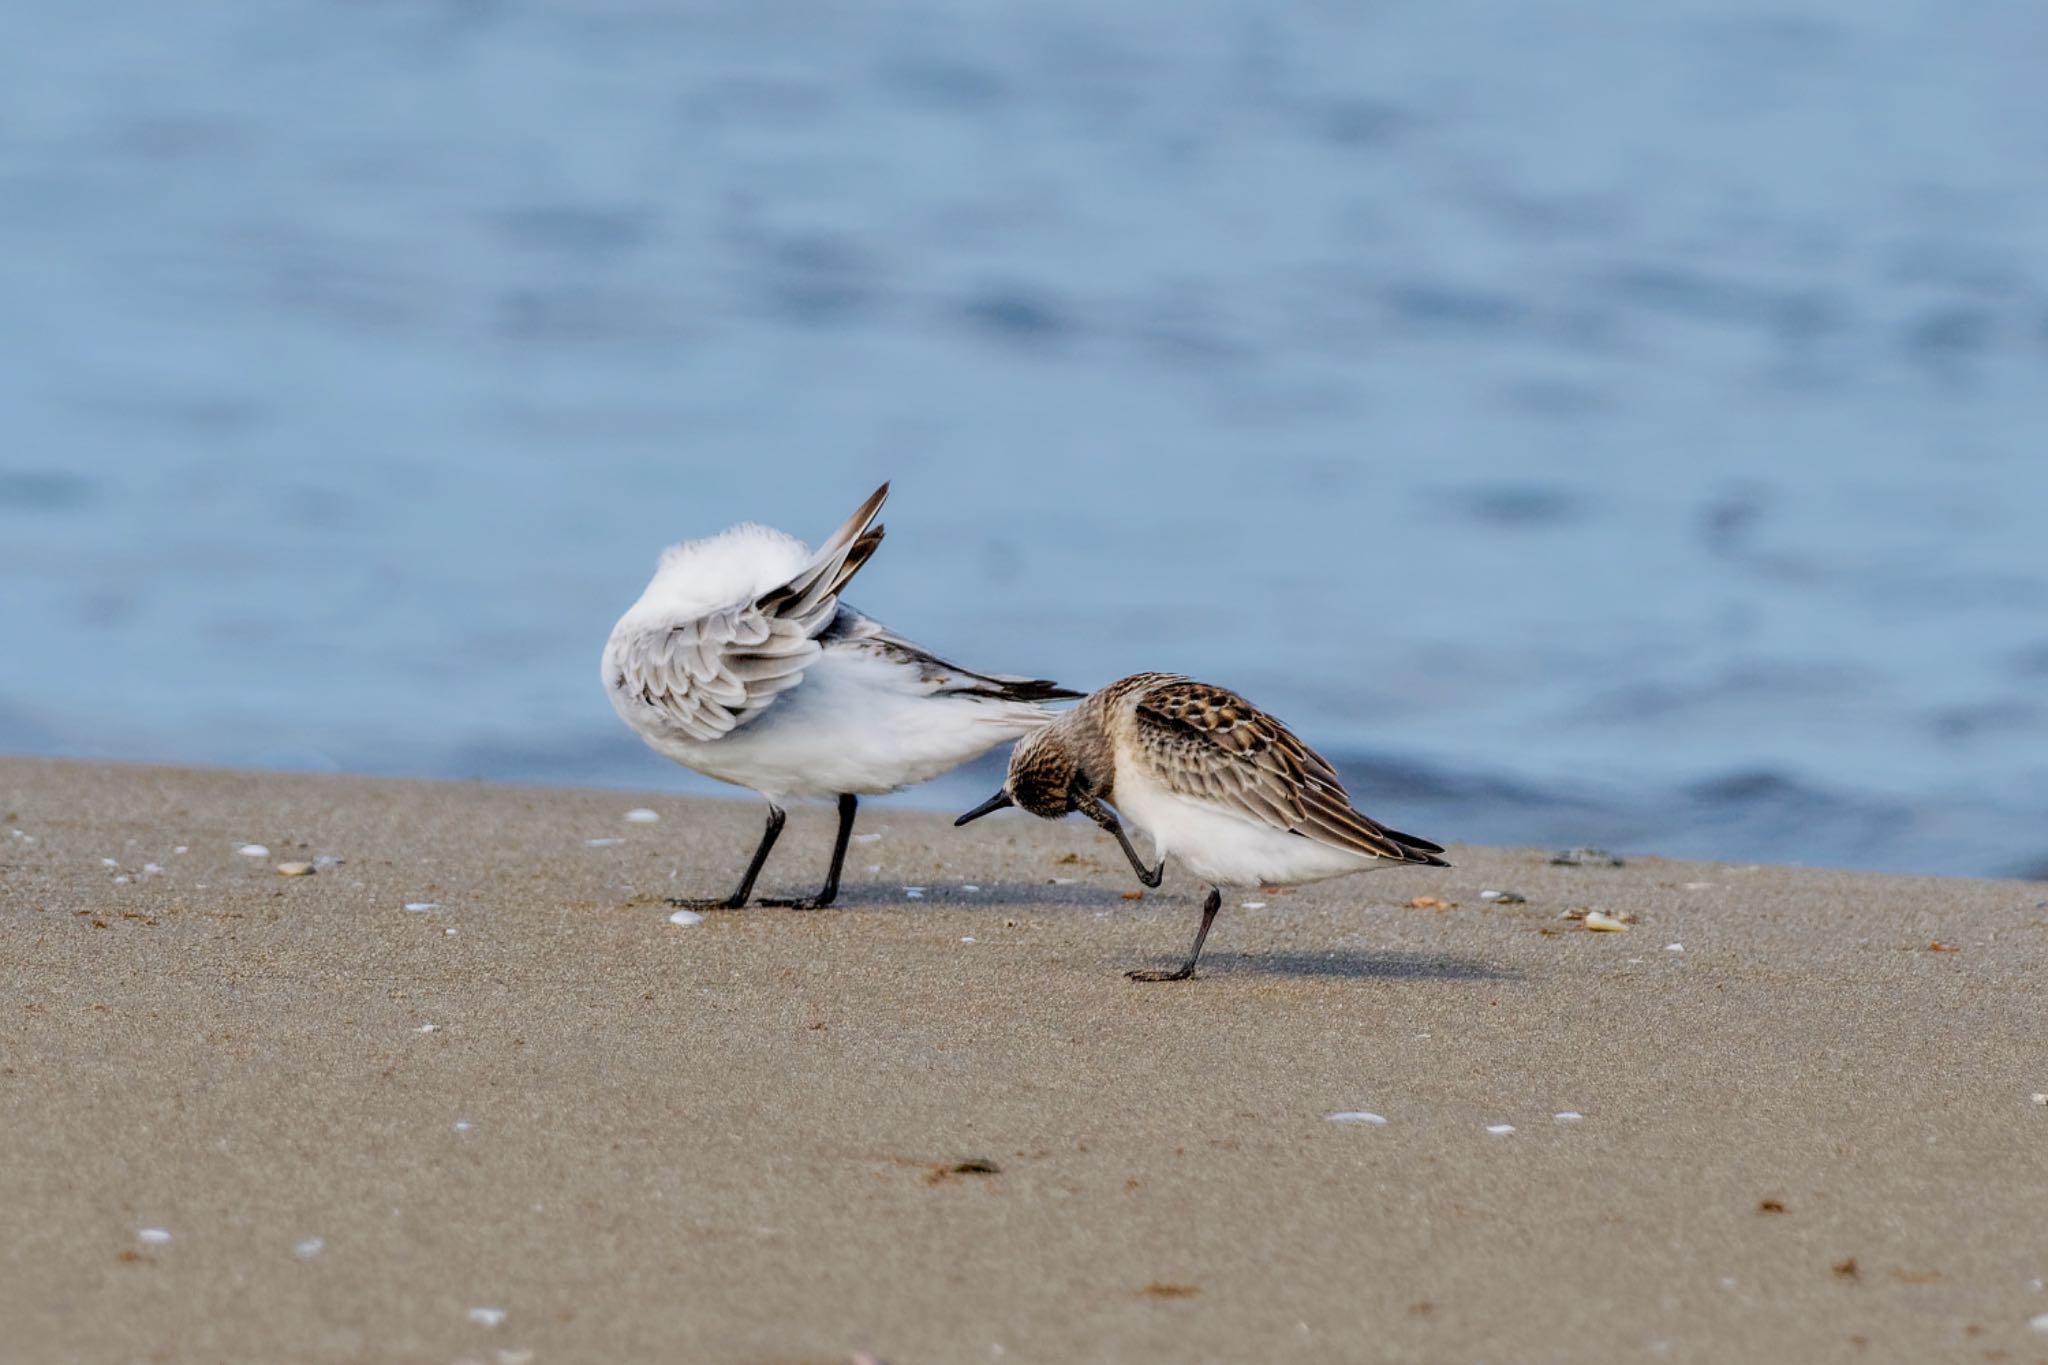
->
[669,803,784,910]
[761,793,859,909]
[1078,798,1163,887]
[1127,886,1221,983]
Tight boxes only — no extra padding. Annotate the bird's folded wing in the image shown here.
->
[616,484,891,741]
[1132,680,1427,862]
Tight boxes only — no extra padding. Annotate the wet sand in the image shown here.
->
[3,757,2046,1364]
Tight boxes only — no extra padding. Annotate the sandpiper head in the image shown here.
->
[955,728,1083,825]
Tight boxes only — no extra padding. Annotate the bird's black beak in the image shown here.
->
[954,791,1014,826]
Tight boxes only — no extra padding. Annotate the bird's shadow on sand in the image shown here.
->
[794,880,1142,910]
[1175,950,1517,982]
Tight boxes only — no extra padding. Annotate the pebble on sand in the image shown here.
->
[668,909,704,926]
[1326,1111,1388,1125]
[137,1228,172,1244]
[1478,889,1527,903]
[237,844,269,858]
[624,808,659,823]
[275,862,315,877]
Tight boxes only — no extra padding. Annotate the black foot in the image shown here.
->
[1125,966,1197,983]
[757,895,833,910]
[666,895,747,911]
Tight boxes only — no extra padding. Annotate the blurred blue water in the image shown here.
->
[3,1,2046,876]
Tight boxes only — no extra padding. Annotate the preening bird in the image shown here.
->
[605,483,1080,908]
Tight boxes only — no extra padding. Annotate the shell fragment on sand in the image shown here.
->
[1326,1111,1388,1125]
[624,808,659,823]
[237,844,269,858]
[668,909,704,926]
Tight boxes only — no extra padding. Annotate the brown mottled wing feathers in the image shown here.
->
[1132,680,1430,863]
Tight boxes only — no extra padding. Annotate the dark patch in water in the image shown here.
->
[1902,304,1996,372]
[1455,482,1586,528]
[758,234,880,324]
[958,286,1073,345]
[496,205,653,258]
[882,58,1009,110]
[1314,98,1410,149]
[1688,769,1811,805]
[1926,699,2039,743]
[1384,282,1523,332]
[1699,485,1769,554]
[0,471,98,511]
[1601,266,1840,342]
[2005,642,2048,679]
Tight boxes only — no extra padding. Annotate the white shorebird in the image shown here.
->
[604,483,1079,909]
[956,672,1448,980]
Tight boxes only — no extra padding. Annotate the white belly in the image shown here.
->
[1111,764,1384,888]
[619,647,1049,801]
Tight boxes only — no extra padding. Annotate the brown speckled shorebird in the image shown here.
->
[957,672,1448,981]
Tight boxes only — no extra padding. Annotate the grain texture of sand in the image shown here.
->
[3,758,2045,1363]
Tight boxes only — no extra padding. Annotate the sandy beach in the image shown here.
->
[2,756,2045,1364]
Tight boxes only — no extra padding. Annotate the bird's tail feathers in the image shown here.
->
[756,483,889,623]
